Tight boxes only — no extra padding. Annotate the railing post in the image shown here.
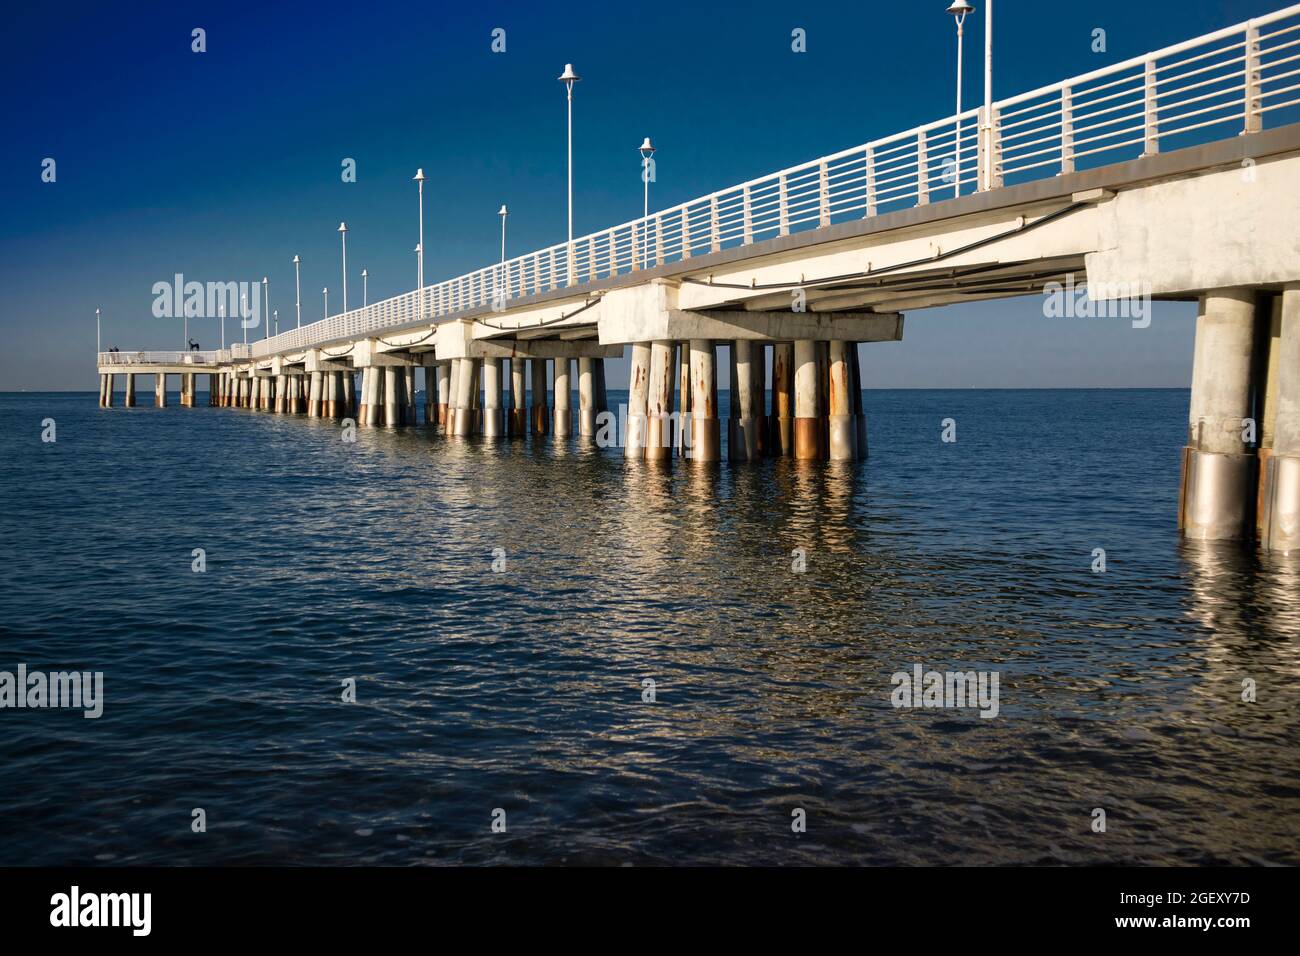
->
[709,196,720,252]
[978,105,1004,190]
[742,185,753,245]
[655,215,664,265]
[682,207,692,260]
[778,174,790,236]
[1142,57,1160,156]
[1244,22,1262,135]
[632,223,641,272]
[916,132,930,206]
[818,160,831,225]
[864,146,876,218]
[566,242,576,288]
[1060,86,1075,174]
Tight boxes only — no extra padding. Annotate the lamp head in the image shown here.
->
[639,137,656,157]
[413,168,426,182]
[947,1,975,19]
[557,63,580,84]
[338,221,348,233]
[498,204,508,217]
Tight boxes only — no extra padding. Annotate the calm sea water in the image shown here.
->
[0,388,1296,866]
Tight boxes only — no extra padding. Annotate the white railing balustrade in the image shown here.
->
[98,350,222,366]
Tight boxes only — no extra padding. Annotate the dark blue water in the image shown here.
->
[1,389,1297,865]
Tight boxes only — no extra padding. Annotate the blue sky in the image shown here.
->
[0,0,1279,389]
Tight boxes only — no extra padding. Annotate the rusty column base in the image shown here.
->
[645,415,673,462]
[728,418,761,461]
[508,408,528,437]
[793,417,821,460]
[690,417,721,462]
[771,415,794,456]
[531,405,549,436]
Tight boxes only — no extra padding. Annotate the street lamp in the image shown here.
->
[96,308,101,355]
[219,303,225,350]
[983,1,993,190]
[292,254,302,328]
[262,276,269,340]
[558,63,580,241]
[947,1,975,197]
[323,287,329,318]
[241,291,248,345]
[639,137,656,217]
[338,221,349,313]
[413,168,426,290]
[273,309,279,336]
[362,269,369,307]
[498,205,508,263]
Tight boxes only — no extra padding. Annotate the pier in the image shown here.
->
[98,5,1300,551]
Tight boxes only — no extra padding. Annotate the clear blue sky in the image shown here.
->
[0,0,1278,389]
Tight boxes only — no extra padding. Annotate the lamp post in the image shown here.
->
[558,63,580,241]
[413,169,426,290]
[947,2,974,197]
[639,137,656,217]
[362,269,369,307]
[293,254,302,328]
[241,291,248,345]
[262,276,269,340]
[96,308,101,355]
[219,303,225,350]
[273,309,279,336]
[498,205,508,263]
[983,1,993,190]
[338,222,349,312]
[323,287,328,319]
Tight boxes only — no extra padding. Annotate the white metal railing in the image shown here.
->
[98,350,222,366]
[245,3,1300,360]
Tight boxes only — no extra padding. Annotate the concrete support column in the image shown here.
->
[482,358,504,438]
[307,371,322,417]
[578,357,596,437]
[553,358,573,438]
[793,340,820,460]
[1262,286,1300,551]
[728,340,761,461]
[771,342,795,456]
[436,364,451,428]
[385,364,403,428]
[508,359,527,437]
[358,369,371,423]
[817,341,831,459]
[828,340,857,461]
[851,343,868,457]
[529,359,549,436]
[366,368,384,426]
[444,361,459,435]
[754,344,768,457]
[124,373,136,408]
[469,359,483,433]
[689,339,721,462]
[645,341,674,461]
[154,373,167,408]
[404,367,418,426]
[452,357,474,436]
[422,368,436,425]
[1181,289,1260,540]
[625,342,651,458]
[676,342,691,457]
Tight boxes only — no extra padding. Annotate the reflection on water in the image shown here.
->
[0,389,1296,865]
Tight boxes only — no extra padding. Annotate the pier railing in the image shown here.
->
[248,3,1300,360]
[99,350,222,366]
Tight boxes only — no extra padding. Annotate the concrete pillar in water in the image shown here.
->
[436,363,451,428]
[754,343,769,457]
[452,357,474,436]
[645,341,674,461]
[729,340,762,461]
[508,359,527,437]
[553,358,573,438]
[577,357,596,437]
[124,373,136,408]
[404,367,418,427]
[357,369,371,423]
[793,340,820,460]
[1181,289,1260,540]
[817,341,831,458]
[385,363,403,427]
[365,368,383,426]
[689,339,721,462]
[482,358,504,437]
[444,361,460,435]
[306,371,321,417]
[529,359,549,436]
[771,342,794,456]
[470,359,483,434]
[827,340,857,461]
[1262,286,1300,552]
[153,373,165,408]
[625,342,651,458]
[851,342,868,457]
[676,342,691,457]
